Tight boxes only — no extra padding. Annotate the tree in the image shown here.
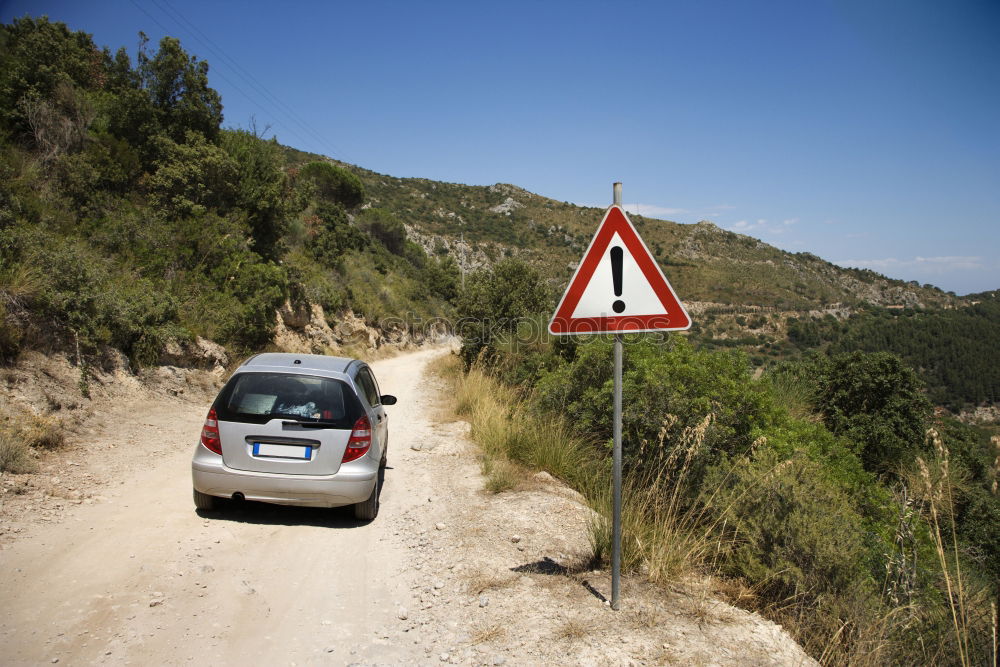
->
[357,208,406,254]
[0,16,104,139]
[456,258,549,365]
[299,161,365,209]
[137,34,222,143]
[220,128,301,260]
[146,130,236,218]
[812,351,931,474]
[308,201,367,267]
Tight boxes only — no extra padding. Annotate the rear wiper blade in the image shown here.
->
[270,412,318,421]
[280,419,342,428]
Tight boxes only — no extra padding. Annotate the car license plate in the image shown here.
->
[252,442,312,460]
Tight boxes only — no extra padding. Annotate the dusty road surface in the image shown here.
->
[1,348,815,666]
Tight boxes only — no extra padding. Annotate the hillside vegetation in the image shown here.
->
[453,260,999,666]
[0,17,458,374]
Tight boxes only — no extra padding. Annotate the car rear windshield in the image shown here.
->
[213,372,364,427]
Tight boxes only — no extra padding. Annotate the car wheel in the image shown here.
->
[193,488,218,511]
[379,438,388,468]
[353,478,379,521]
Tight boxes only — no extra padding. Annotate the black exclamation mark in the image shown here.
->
[611,246,625,313]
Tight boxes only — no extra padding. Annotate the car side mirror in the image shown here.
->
[380,395,397,405]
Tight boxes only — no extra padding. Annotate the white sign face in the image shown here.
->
[549,205,690,335]
[570,235,669,319]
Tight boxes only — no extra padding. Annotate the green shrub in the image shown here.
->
[299,161,365,209]
[146,131,237,218]
[706,448,873,600]
[812,351,932,475]
[215,260,289,349]
[358,208,406,255]
[535,336,773,487]
[308,201,367,266]
[456,258,549,366]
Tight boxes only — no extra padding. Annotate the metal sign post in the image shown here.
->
[547,181,691,612]
[611,182,623,611]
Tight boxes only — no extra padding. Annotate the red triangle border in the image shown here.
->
[548,206,691,335]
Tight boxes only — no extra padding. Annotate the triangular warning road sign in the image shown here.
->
[549,205,691,335]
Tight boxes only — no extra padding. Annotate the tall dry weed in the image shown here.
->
[449,359,599,498]
[918,428,971,666]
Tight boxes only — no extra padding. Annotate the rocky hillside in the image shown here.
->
[283,147,962,313]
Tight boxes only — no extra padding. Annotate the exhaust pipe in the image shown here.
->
[231,492,245,502]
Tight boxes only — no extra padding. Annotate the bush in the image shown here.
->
[705,448,873,600]
[0,428,34,473]
[0,411,64,473]
[357,208,406,255]
[215,259,289,349]
[146,131,236,218]
[812,351,931,474]
[220,128,301,260]
[535,336,772,486]
[299,161,365,209]
[308,202,367,267]
[456,258,549,365]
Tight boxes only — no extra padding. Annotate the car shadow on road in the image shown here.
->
[195,466,390,528]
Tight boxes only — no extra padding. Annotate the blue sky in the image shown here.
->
[4,0,998,295]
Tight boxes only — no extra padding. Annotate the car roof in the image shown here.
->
[239,353,361,376]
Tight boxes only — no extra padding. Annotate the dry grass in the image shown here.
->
[554,617,591,640]
[588,414,742,585]
[680,584,737,627]
[469,623,506,645]
[445,358,601,499]
[463,569,518,595]
[0,429,34,473]
[0,261,43,307]
[626,602,667,630]
[911,428,980,667]
[0,410,64,473]
[446,357,736,594]
[480,456,523,494]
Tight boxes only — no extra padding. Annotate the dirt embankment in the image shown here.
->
[0,348,815,665]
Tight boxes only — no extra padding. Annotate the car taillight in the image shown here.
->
[201,408,222,455]
[342,415,371,463]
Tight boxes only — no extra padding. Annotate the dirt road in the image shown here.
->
[1,349,460,664]
[1,348,815,666]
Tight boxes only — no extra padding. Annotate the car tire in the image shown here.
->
[353,478,379,521]
[379,439,388,468]
[193,488,218,511]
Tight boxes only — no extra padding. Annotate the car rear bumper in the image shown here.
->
[192,446,376,508]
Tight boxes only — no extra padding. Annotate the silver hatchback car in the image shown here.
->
[191,353,396,520]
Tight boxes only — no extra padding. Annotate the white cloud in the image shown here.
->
[624,204,688,217]
[730,219,761,232]
[727,218,785,234]
[835,256,985,274]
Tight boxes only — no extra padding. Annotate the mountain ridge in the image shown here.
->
[281,146,968,312]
